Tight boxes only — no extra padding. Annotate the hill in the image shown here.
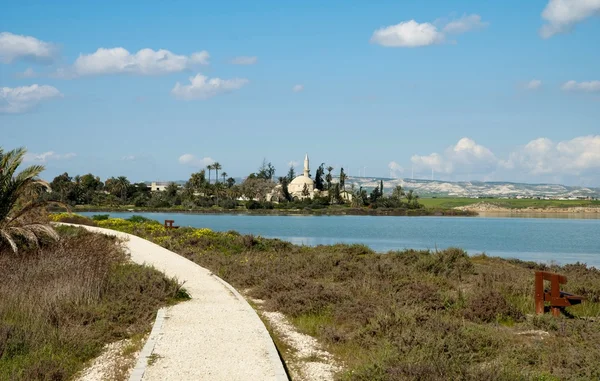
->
[344,177,600,199]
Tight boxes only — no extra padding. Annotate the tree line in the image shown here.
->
[42,159,422,210]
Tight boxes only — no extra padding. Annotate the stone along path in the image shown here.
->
[68,225,288,381]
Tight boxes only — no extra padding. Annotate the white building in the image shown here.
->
[150,182,170,192]
[288,154,316,199]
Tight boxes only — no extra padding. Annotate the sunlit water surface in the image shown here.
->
[81,212,600,267]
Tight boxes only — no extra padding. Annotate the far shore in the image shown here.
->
[67,205,600,219]
[69,206,476,217]
[455,202,600,215]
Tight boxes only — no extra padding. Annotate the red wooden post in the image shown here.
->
[550,274,561,317]
[535,271,545,315]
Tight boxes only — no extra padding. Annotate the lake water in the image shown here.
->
[81,212,600,267]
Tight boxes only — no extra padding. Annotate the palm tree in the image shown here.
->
[206,164,214,184]
[0,147,59,253]
[115,176,130,203]
[221,172,227,184]
[213,162,222,183]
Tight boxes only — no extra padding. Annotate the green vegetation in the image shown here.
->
[420,197,600,210]
[0,226,188,381]
[0,147,60,253]
[54,214,600,380]
[41,160,460,216]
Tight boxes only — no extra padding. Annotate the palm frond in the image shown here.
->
[15,165,45,183]
[24,223,60,242]
[1,146,56,254]
[0,229,18,253]
[7,226,39,247]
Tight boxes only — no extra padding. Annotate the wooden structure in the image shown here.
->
[535,271,584,316]
[164,219,179,229]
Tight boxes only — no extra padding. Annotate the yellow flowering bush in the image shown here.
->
[50,212,89,222]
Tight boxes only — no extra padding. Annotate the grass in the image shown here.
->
[0,225,188,381]
[419,197,600,210]
[53,215,600,380]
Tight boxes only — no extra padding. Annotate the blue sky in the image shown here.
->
[1,0,599,186]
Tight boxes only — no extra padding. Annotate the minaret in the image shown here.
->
[303,153,310,177]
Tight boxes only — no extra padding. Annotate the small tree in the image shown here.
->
[315,163,325,191]
[279,177,292,202]
[370,185,382,203]
[326,166,334,190]
[287,165,296,182]
[226,177,236,188]
[301,183,309,197]
[339,168,347,191]
[50,172,73,203]
[257,159,276,180]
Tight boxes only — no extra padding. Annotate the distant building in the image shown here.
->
[287,154,316,199]
[150,181,170,192]
[340,190,353,202]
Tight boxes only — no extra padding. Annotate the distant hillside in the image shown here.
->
[145,177,599,198]
[343,177,600,198]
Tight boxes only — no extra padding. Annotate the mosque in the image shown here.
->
[288,154,316,199]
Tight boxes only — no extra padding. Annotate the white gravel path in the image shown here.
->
[67,225,288,381]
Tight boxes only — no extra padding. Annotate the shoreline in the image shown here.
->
[454,202,600,215]
[70,206,476,217]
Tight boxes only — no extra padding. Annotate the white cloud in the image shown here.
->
[502,136,600,175]
[171,74,248,100]
[370,20,445,47]
[525,79,543,90]
[388,161,404,178]
[23,151,76,163]
[230,56,257,65]
[0,32,57,64]
[59,47,209,77]
[292,84,304,93]
[371,14,487,47]
[0,84,62,114]
[411,152,453,174]
[540,0,600,38]
[442,14,489,34]
[288,160,299,168]
[561,80,600,92]
[178,154,215,167]
[411,138,498,175]
[122,155,137,161]
[410,135,600,182]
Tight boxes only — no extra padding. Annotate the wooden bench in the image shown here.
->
[535,271,584,317]
[164,219,179,229]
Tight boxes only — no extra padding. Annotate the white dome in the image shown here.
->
[289,175,314,187]
[288,175,315,196]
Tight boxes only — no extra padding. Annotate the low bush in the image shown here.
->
[50,212,98,226]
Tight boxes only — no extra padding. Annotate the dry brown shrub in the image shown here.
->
[465,289,524,323]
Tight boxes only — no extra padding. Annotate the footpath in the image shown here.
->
[69,224,288,381]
